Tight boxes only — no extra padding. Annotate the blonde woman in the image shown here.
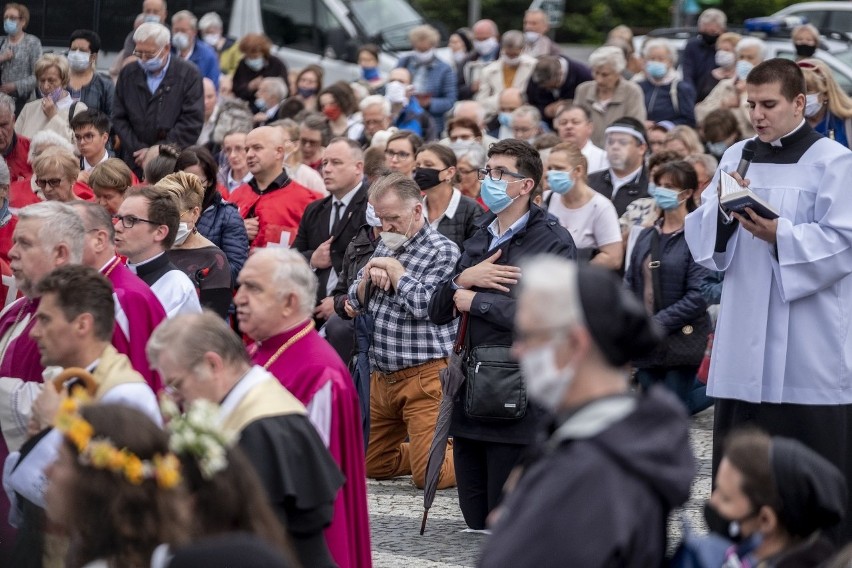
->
[15,53,87,142]
[663,125,704,158]
[799,58,852,149]
[155,172,233,318]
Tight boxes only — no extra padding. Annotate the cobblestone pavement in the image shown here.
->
[367,407,714,567]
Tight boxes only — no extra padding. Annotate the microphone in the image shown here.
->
[736,139,756,179]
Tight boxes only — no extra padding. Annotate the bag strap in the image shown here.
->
[649,230,663,314]
[669,78,680,115]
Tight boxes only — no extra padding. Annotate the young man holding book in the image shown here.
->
[685,58,852,539]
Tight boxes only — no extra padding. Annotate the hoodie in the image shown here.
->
[479,385,695,568]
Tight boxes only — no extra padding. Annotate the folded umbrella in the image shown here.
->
[421,312,469,535]
[351,281,374,452]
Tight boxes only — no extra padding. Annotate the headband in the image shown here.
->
[604,125,646,145]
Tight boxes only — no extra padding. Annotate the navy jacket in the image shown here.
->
[638,77,696,127]
[197,197,249,285]
[624,224,710,334]
[526,56,592,127]
[681,35,718,102]
[429,204,577,444]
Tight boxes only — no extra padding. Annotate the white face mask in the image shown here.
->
[414,49,434,64]
[365,203,382,227]
[385,81,408,105]
[202,33,220,46]
[520,339,575,414]
[379,210,415,251]
[502,55,521,67]
[524,31,541,44]
[174,222,192,246]
[805,93,823,118]
[473,37,498,56]
[714,50,736,69]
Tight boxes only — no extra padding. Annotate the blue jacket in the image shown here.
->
[197,197,248,284]
[181,38,221,91]
[396,54,457,133]
[624,223,710,333]
[639,77,696,127]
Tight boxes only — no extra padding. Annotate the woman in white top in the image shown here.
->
[15,53,86,143]
[276,118,328,197]
[543,142,623,270]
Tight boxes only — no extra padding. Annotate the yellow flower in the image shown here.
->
[107,448,128,471]
[66,419,93,452]
[88,440,114,468]
[123,453,144,485]
[154,454,182,489]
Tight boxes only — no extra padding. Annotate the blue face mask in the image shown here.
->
[362,66,380,81]
[498,112,512,128]
[143,14,161,24]
[245,57,264,71]
[645,61,667,79]
[138,51,165,74]
[254,97,267,111]
[706,141,728,157]
[3,19,16,35]
[736,60,754,81]
[650,185,684,211]
[547,170,575,194]
[480,177,519,213]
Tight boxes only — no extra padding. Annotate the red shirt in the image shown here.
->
[228,171,318,248]
[4,134,31,183]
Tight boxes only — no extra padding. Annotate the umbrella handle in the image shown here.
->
[420,509,428,535]
[452,312,470,354]
[52,367,99,396]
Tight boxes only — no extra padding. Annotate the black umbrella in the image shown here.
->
[351,281,374,452]
[421,312,469,535]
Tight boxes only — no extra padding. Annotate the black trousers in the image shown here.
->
[713,398,852,543]
[324,314,355,366]
[453,436,526,530]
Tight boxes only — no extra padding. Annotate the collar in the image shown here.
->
[548,394,637,447]
[487,210,530,239]
[85,358,100,373]
[398,222,430,253]
[228,169,253,187]
[181,42,195,60]
[610,164,643,186]
[768,118,808,148]
[218,365,268,420]
[264,103,280,120]
[333,182,361,208]
[558,57,568,82]
[146,55,171,79]
[98,256,120,273]
[248,169,290,195]
[82,150,109,171]
[423,188,462,222]
[126,251,167,274]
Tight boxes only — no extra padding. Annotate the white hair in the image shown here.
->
[501,30,525,50]
[251,248,318,318]
[511,104,541,124]
[0,156,10,187]
[0,93,14,116]
[456,144,486,168]
[260,77,289,101]
[736,37,767,61]
[685,152,718,174]
[133,22,171,47]
[588,45,626,74]
[452,100,486,125]
[18,201,85,264]
[519,255,584,329]
[360,94,391,116]
[642,38,677,66]
[29,130,75,162]
[698,8,727,29]
[172,10,198,29]
[198,12,223,31]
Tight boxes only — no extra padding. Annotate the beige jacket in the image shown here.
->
[475,55,538,117]
[574,79,647,147]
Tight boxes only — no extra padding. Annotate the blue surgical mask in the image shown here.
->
[736,60,754,81]
[480,177,518,213]
[706,141,728,157]
[362,66,380,81]
[171,32,191,51]
[143,14,161,24]
[645,61,667,80]
[245,56,264,71]
[254,97,267,111]
[3,19,16,35]
[498,112,512,128]
[42,87,62,102]
[650,185,684,211]
[298,87,316,98]
[546,170,575,194]
[138,52,164,74]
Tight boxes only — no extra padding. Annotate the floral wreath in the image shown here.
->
[160,396,237,480]
[54,391,182,489]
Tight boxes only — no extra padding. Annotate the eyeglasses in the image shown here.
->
[132,48,163,61]
[385,150,412,160]
[34,178,63,189]
[477,168,527,182]
[457,167,478,175]
[74,132,98,143]
[112,214,158,228]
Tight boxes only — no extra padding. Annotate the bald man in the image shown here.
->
[227,126,319,248]
[460,19,500,99]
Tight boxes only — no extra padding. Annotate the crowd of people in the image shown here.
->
[0,0,851,566]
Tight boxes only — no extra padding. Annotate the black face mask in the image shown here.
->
[413,167,446,190]
[795,43,817,58]
[703,501,756,544]
[701,32,720,46]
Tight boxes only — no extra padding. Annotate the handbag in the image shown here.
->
[464,344,527,421]
[645,230,710,368]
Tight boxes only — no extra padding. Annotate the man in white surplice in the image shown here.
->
[685,58,852,539]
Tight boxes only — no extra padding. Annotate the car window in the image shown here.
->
[348,0,424,50]
[261,0,319,54]
[778,48,852,94]
[828,11,852,33]
[786,9,828,28]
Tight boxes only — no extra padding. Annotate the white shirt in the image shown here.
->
[610,165,643,200]
[227,170,254,192]
[82,151,110,172]
[546,191,622,249]
[324,184,361,295]
[423,188,462,229]
[127,253,201,318]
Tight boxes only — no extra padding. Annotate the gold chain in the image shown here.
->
[103,256,122,279]
[262,320,315,370]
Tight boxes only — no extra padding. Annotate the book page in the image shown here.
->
[720,170,743,198]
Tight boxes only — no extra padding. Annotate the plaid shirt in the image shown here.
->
[349,224,460,373]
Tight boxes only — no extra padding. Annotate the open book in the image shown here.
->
[720,170,779,220]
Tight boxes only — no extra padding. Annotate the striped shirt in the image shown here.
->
[349,224,460,373]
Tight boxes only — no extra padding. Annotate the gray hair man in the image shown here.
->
[510,104,542,144]
[0,92,30,180]
[113,21,204,177]
[522,9,562,58]
[359,95,391,146]
[348,172,460,489]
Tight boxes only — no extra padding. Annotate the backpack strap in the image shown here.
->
[669,78,680,115]
[649,229,663,314]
